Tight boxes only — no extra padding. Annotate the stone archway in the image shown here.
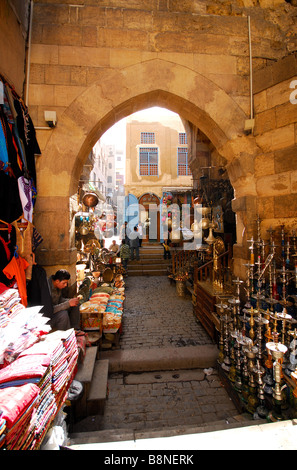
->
[34,58,251,275]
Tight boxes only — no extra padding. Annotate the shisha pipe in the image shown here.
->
[247,236,255,267]
[277,309,292,347]
[280,224,286,265]
[266,341,288,422]
[285,328,297,377]
[253,253,274,317]
[291,231,297,289]
[215,301,229,365]
[241,263,254,336]
[220,304,233,372]
[263,322,274,395]
[266,227,278,300]
[253,358,269,419]
[254,310,269,361]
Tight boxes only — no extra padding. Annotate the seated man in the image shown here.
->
[48,269,80,331]
[109,239,120,255]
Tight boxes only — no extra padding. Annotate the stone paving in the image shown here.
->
[120,276,213,349]
[72,276,241,436]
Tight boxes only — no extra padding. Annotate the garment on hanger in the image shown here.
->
[2,84,24,174]
[12,219,34,281]
[17,177,33,223]
[0,112,9,173]
[0,172,23,223]
[0,106,22,179]
[0,220,16,286]
[32,227,43,252]
[13,98,40,188]
[0,77,39,187]
[3,255,29,307]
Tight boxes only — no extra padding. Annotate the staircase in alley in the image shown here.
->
[128,241,171,276]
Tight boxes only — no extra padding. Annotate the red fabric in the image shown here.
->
[0,354,50,385]
[3,256,29,306]
[0,282,8,294]
[0,383,39,428]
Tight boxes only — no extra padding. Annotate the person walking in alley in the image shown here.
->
[119,221,130,245]
[120,239,130,275]
[162,239,171,259]
[130,226,140,261]
[137,221,143,247]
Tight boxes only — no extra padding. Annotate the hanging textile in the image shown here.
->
[0,220,16,286]
[0,76,39,214]
[3,255,29,307]
[17,178,33,223]
[0,113,9,173]
[12,219,34,280]
[0,171,23,224]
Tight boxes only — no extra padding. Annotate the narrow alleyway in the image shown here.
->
[70,276,250,443]
[120,276,212,350]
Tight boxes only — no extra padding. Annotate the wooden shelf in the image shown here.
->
[193,280,231,341]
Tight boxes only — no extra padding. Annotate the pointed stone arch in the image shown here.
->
[34,58,250,272]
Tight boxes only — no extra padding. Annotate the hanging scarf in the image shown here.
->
[17,177,33,223]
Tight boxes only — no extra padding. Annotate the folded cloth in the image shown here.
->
[0,354,50,388]
[0,383,39,428]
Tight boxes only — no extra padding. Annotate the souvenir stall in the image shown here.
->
[0,76,79,450]
[0,282,79,450]
[78,270,125,351]
[75,202,125,348]
[168,178,234,298]
[200,217,297,422]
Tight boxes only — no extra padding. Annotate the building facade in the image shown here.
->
[125,110,192,200]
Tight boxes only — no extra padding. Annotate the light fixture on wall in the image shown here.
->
[35,111,57,130]
[44,110,57,128]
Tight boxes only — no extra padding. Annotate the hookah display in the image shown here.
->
[217,217,297,421]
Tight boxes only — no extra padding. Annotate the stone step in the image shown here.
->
[74,347,109,420]
[74,346,98,419]
[129,258,170,265]
[100,345,218,373]
[87,359,109,416]
[137,249,168,254]
[141,241,161,246]
[128,264,169,271]
[128,270,168,276]
[68,414,263,448]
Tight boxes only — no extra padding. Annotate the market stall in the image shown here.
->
[78,269,125,351]
[196,217,297,422]
[0,76,81,450]
[0,285,78,450]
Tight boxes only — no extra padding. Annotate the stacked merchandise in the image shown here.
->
[17,329,78,449]
[0,328,78,450]
[31,361,55,449]
[59,329,79,381]
[103,292,125,331]
[79,293,107,332]
[79,275,126,335]
[0,352,52,448]
[0,410,6,449]
[0,383,40,450]
[0,287,25,329]
[17,341,58,449]
[0,302,50,369]
[41,330,79,406]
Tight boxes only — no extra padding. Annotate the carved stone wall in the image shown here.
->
[12,0,297,277]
